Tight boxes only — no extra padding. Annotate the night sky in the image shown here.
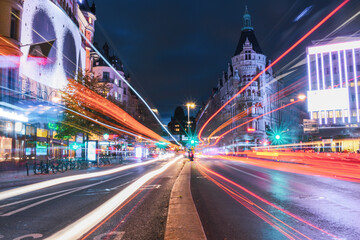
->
[94,0,360,124]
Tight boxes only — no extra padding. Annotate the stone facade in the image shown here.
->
[197,6,281,150]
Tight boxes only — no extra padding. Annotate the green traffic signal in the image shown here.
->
[275,134,281,140]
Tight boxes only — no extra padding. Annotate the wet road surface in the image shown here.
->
[191,156,360,240]
[0,156,184,240]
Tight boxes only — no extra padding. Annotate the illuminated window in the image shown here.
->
[321,112,325,119]
[344,110,348,117]
[352,110,357,117]
[313,112,318,119]
[351,82,355,87]
[329,111,333,118]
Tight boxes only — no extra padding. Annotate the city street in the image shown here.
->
[0,156,184,240]
[1,0,360,239]
[191,156,360,240]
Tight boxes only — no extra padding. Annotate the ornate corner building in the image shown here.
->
[197,6,281,151]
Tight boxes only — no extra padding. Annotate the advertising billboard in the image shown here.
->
[19,0,85,90]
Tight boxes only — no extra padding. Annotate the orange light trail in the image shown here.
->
[198,0,350,143]
[209,99,303,146]
[202,153,360,183]
[66,79,168,143]
[206,76,306,141]
[196,159,339,239]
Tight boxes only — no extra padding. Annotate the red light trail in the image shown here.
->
[206,76,306,142]
[202,153,360,183]
[198,0,350,143]
[207,99,304,147]
[196,159,340,239]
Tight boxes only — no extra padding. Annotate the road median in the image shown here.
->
[165,159,206,240]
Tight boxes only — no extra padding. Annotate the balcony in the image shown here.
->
[238,96,263,102]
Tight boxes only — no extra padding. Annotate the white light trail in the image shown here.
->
[45,156,182,240]
[0,155,174,202]
[78,31,181,146]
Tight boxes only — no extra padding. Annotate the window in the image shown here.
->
[349,65,354,72]
[335,110,341,118]
[10,9,20,40]
[103,72,110,80]
[313,112,318,119]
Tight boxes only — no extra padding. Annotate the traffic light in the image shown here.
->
[275,134,281,140]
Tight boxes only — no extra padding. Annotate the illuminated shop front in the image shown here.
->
[307,38,360,126]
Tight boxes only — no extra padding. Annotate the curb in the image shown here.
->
[164,160,207,240]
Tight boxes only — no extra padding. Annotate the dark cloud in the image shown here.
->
[95,0,360,123]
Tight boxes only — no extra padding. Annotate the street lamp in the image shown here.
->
[298,94,306,101]
[186,102,195,135]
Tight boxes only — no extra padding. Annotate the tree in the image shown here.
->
[55,71,111,140]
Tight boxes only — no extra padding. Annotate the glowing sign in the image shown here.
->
[247,127,256,132]
[87,141,97,161]
[307,40,360,55]
[0,108,28,122]
[307,88,349,112]
[19,0,85,90]
[135,147,142,158]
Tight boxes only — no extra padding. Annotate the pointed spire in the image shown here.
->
[242,5,253,31]
[228,63,233,77]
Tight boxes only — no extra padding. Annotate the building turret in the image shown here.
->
[242,6,253,31]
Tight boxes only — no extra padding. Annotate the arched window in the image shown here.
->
[247,89,251,96]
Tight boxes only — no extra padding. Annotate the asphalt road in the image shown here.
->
[0,156,185,240]
[191,156,360,240]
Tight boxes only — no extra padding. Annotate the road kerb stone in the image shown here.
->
[165,160,206,240]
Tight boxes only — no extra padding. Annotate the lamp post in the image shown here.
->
[41,89,61,159]
[186,102,195,136]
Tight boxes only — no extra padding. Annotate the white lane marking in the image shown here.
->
[13,234,43,240]
[140,184,161,190]
[223,163,304,195]
[46,156,182,240]
[0,172,133,216]
[93,231,125,240]
[0,155,174,202]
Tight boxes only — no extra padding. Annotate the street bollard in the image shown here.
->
[26,163,29,176]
